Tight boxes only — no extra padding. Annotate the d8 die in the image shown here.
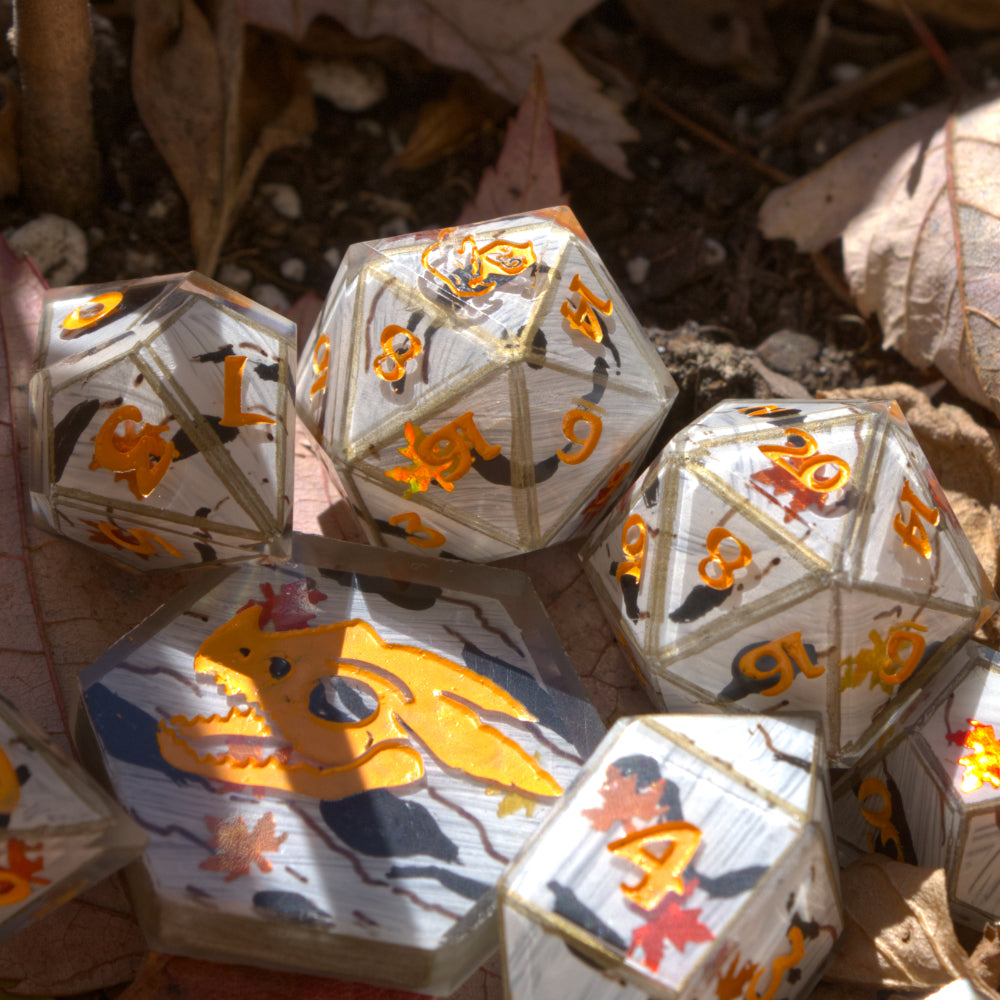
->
[500,714,841,1000]
[78,534,603,993]
[0,694,145,940]
[297,206,677,561]
[833,640,1000,926]
[580,399,997,764]
[29,273,296,569]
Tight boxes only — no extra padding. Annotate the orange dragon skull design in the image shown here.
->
[156,606,563,802]
[421,229,537,298]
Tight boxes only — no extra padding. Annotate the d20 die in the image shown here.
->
[500,714,841,1000]
[78,534,603,994]
[580,399,997,764]
[833,640,1000,926]
[29,273,296,569]
[297,206,677,561]
[0,694,145,940]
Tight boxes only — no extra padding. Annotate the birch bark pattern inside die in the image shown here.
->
[29,273,296,569]
[580,398,998,765]
[499,714,842,1000]
[297,206,677,561]
[77,534,604,993]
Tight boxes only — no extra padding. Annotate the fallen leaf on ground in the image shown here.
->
[823,854,997,997]
[237,0,638,177]
[822,383,1000,639]
[132,0,315,274]
[457,63,567,225]
[760,95,1000,420]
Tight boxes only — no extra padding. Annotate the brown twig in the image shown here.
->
[897,0,967,97]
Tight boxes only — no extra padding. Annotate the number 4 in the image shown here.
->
[893,479,939,559]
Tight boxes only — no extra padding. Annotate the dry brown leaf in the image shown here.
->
[823,854,989,994]
[971,923,1000,992]
[457,63,566,225]
[760,96,1000,420]
[237,0,638,177]
[822,383,1000,637]
[391,86,497,172]
[132,0,315,275]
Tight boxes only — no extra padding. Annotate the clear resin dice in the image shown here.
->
[500,714,841,1000]
[580,399,997,764]
[78,534,603,993]
[29,273,296,569]
[833,640,1000,926]
[297,206,677,561]
[0,694,145,940]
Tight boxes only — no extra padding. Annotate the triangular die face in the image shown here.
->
[695,414,872,567]
[852,425,990,611]
[836,586,970,758]
[654,467,825,659]
[535,241,675,398]
[520,361,667,538]
[341,268,498,455]
[358,369,523,546]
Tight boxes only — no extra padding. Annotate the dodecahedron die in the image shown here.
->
[297,206,677,561]
[0,693,145,940]
[78,535,604,993]
[580,399,997,764]
[29,273,296,569]
[833,640,1000,926]
[499,714,841,1000]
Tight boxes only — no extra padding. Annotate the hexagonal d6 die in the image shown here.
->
[581,399,998,765]
[77,534,604,993]
[297,206,677,561]
[833,640,1000,927]
[29,273,296,569]
[500,714,841,1000]
[0,694,145,940]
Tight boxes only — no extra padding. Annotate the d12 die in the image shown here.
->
[297,206,677,561]
[0,694,145,940]
[500,714,841,1000]
[833,640,1000,926]
[29,273,296,569]
[78,534,603,993]
[580,399,997,764]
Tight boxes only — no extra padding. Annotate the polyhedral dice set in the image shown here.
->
[15,206,1000,995]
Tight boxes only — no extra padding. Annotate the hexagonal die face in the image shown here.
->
[78,535,604,993]
[297,207,677,561]
[500,715,841,1000]
[0,694,145,940]
[29,273,296,569]
[581,399,997,764]
[833,641,1000,926]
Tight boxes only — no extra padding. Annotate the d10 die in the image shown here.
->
[29,273,296,569]
[297,206,677,561]
[78,534,603,993]
[0,694,145,940]
[581,399,997,764]
[833,640,1000,926]
[500,714,841,1000]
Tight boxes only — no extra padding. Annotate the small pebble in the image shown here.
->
[280,257,307,283]
[124,248,161,275]
[260,182,302,221]
[306,58,387,112]
[701,237,727,268]
[626,255,650,285]
[251,283,291,315]
[323,247,343,272]
[830,62,864,85]
[217,262,253,292]
[8,214,87,285]
[756,329,822,376]
[146,198,171,221]
[378,215,411,238]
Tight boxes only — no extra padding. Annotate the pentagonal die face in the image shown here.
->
[500,714,841,1000]
[581,399,997,764]
[297,206,677,561]
[29,273,296,569]
[833,642,1000,926]
[0,695,145,940]
[78,537,603,993]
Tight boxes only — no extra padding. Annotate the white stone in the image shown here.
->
[279,257,307,283]
[626,254,650,285]
[260,182,302,221]
[250,282,291,315]
[306,57,387,112]
[217,262,253,293]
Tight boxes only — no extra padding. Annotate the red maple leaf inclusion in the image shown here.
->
[629,880,714,972]
[582,765,669,833]
[239,580,327,630]
[750,465,828,523]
